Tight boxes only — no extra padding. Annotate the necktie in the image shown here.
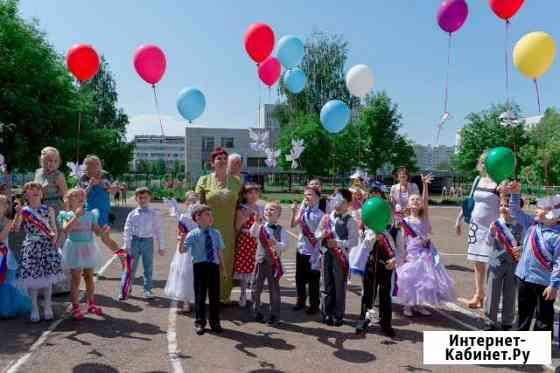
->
[205,230,215,263]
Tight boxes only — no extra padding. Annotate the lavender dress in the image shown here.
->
[396,217,456,306]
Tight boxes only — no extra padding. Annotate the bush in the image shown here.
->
[150,186,189,202]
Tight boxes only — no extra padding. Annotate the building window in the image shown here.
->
[202,137,214,151]
[221,137,234,148]
[247,157,266,168]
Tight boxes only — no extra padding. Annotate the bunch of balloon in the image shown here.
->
[489,0,525,107]
[278,35,306,95]
[66,44,101,163]
[320,99,351,186]
[133,44,167,139]
[345,64,374,163]
[435,0,469,143]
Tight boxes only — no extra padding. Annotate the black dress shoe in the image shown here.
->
[381,326,395,338]
[333,318,344,327]
[355,319,370,334]
[267,315,278,325]
[292,303,305,311]
[194,324,205,335]
[255,312,265,323]
[210,323,223,333]
[323,315,334,326]
[305,306,319,315]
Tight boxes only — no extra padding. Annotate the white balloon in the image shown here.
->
[345,64,374,98]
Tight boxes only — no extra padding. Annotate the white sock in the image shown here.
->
[43,286,53,312]
[29,288,39,314]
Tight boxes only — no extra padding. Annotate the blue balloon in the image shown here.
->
[283,68,306,94]
[320,100,350,134]
[177,87,206,122]
[277,35,304,69]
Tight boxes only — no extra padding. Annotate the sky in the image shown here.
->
[18,0,560,146]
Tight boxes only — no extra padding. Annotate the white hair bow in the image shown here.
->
[537,195,560,220]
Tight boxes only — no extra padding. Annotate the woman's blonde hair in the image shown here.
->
[84,154,102,167]
[22,181,43,193]
[477,152,488,176]
[40,146,61,169]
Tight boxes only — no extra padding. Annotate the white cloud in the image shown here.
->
[126,114,209,141]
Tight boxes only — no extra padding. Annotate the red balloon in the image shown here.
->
[258,57,281,87]
[489,0,524,21]
[133,44,167,85]
[244,23,275,64]
[66,44,100,81]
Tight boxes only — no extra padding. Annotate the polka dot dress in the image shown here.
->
[233,213,257,281]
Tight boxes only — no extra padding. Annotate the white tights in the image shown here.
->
[29,286,53,314]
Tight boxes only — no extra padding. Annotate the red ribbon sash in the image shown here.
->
[322,216,349,277]
[378,233,395,258]
[0,242,7,285]
[529,225,552,271]
[492,220,518,262]
[299,208,318,248]
[21,207,55,240]
[115,248,135,300]
[259,225,283,280]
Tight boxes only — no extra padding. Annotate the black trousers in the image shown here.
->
[295,252,320,308]
[360,250,393,329]
[193,262,220,327]
[516,279,554,332]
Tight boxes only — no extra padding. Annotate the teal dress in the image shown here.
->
[0,220,31,318]
[58,210,101,270]
[79,171,113,227]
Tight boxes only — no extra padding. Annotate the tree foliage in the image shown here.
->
[0,0,132,176]
[453,103,526,180]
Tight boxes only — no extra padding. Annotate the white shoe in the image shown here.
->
[239,294,247,308]
[143,291,153,299]
[415,306,431,316]
[30,308,40,323]
[44,304,54,321]
[403,306,414,317]
[365,308,378,322]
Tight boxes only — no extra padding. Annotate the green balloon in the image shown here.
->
[361,197,391,233]
[485,147,515,183]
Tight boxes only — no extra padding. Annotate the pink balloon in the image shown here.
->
[133,44,166,85]
[437,0,469,34]
[258,57,281,87]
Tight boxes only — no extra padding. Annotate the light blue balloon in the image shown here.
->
[283,68,306,94]
[277,35,304,69]
[320,100,350,134]
[177,87,206,122]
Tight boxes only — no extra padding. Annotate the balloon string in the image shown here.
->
[504,20,511,107]
[443,32,452,114]
[152,84,166,143]
[76,83,83,164]
[534,79,542,114]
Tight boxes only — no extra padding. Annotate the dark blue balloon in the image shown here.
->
[177,87,206,122]
[320,100,350,134]
[283,68,306,94]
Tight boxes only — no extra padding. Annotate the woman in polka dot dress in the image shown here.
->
[233,183,263,308]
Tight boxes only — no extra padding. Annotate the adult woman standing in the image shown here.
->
[455,153,500,309]
[195,148,241,303]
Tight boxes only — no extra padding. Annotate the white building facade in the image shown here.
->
[131,135,185,171]
[413,144,455,171]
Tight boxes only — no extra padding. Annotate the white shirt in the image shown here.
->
[123,207,165,251]
[250,222,288,263]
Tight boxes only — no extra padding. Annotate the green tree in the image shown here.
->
[453,103,526,180]
[519,108,560,185]
[152,159,166,175]
[277,31,358,117]
[0,0,132,176]
[137,160,151,174]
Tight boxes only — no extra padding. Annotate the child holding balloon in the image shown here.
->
[395,174,456,317]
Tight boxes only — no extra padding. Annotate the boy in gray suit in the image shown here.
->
[484,194,523,331]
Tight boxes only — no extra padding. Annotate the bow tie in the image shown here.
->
[267,223,279,230]
[334,213,345,219]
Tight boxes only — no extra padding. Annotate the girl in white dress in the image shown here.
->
[455,153,500,309]
[165,192,199,312]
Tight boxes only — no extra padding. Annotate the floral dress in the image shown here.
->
[16,205,64,289]
[233,210,258,281]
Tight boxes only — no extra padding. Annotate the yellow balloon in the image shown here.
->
[513,32,556,80]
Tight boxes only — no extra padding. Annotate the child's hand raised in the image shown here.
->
[421,173,434,185]
[508,181,521,194]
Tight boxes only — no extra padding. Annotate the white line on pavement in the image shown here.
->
[5,253,119,373]
[167,300,184,373]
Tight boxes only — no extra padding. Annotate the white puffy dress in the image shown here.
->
[164,211,197,302]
